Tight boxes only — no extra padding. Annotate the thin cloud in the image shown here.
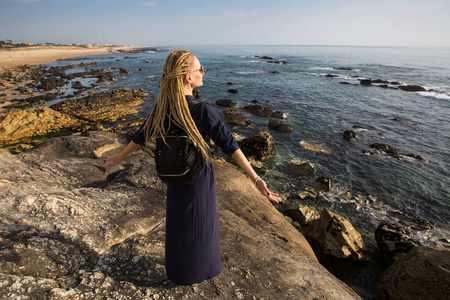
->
[12,0,39,3]
[139,1,158,7]
[221,9,258,20]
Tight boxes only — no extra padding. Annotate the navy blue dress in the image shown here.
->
[132,95,239,285]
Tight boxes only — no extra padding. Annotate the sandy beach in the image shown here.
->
[0,45,149,68]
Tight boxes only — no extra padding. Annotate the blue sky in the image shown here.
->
[1,0,449,46]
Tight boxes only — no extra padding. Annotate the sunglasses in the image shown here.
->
[193,66,205,75]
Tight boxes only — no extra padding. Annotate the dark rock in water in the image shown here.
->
[215,99,236,107]
[343,130,356,141]
[286,160,316,177]
[243,104,284,119]
[314,177,333,192]
[398,85,426,92]
[377,246,450,300]
[374,223,418,265]
[255,55,275,60]
[72,81,87,90]
[227,82,234,85]
[119,68,131,75]
[270,71,280,74]
[369,143,400,157]
[192,88,202,100]
[266,60,289,65]
[228,89,238,94]
[124,56,138,59]
[360,79,372,86]
[390,81,401,85]
[271,110,285,119]
[339,82,352,85]
[325,74,339,78]
[243,104,272,117]
[334,67,353,71]
[238,131,276,160]
[269,119,293,132]
[251,99,259,104]
[223,109,251,126]
[372,79,389,84]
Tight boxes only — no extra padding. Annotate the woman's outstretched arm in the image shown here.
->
[103,141,140,167]
[231,149,281,203]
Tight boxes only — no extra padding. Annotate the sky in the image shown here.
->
[1,0,449,47]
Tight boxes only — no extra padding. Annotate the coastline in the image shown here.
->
[0,45,152,68]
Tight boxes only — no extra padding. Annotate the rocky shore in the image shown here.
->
[1,62,448,299]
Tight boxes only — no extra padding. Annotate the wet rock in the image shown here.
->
[238,131,276,160]
[315,177,333,192]
[334,67,353,71]
[0,106,84,146]
[228,89,238,94]
[398,85,426,92]
[286,159,316,177]
[308,209,369,261]
[269,119,293,132]
[216,99,236,107]
[72,81,87,90]
[377,246,450,300]
[223,109,251,126]
[119,68,131,75]
[299,140,331,154]
[369,143,400,157]
[283,203,320,226]
[193,88,202,100]
[243,104,284,118]
[374,223,419,265]
[360,79,372,86]
[343,130,356,141]
[294,187,319,201]
[270,71,280,74]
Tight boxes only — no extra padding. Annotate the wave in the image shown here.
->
[417,91,450,101]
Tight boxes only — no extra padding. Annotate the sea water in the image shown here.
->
[48,45,450,245]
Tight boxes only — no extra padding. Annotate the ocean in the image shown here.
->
[48,45,450,245]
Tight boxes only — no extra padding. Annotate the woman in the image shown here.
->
[104,50,280,285]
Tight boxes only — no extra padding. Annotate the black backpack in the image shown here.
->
[154,100,205,184]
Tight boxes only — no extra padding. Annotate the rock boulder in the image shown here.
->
[377,246,450,300]
[308,209,369,261]
[238,130,276,160]
[0,131,361,299]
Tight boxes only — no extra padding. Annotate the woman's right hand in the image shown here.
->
[103,154,123,167]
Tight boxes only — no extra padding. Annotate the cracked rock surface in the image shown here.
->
[0,131,361,299]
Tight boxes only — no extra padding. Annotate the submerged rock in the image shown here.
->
[286,159,316,178]
[215,99,236,107]
[269,119,293,132]
[223,109,251,126]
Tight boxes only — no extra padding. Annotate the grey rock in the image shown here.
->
[0,131,362,299]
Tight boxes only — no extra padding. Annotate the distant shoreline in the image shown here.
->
[0,45,153,68]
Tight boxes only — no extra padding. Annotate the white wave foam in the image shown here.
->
[417,91,450,101]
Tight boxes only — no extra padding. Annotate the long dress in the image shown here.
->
[132,95,239,285]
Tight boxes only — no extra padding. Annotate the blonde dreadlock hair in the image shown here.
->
[144,50,210,162]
